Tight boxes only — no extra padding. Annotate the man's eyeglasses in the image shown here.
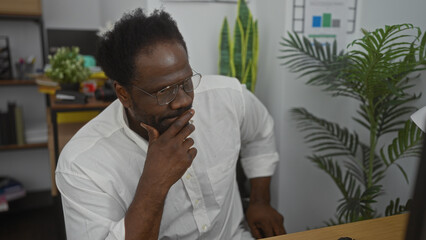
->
[132,71,202,106]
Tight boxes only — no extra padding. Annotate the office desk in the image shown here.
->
[262,214,408,240]
[46,94,111,195]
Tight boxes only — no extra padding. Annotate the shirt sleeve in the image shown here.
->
[239,85,279,179]
[56,171,126,240]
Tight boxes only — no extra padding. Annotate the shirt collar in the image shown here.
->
[117,101,149,153]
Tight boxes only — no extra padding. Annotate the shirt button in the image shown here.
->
[202,224,208,231]
[185,173,191,180]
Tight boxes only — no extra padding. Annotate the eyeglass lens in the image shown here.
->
[157,74,201,105]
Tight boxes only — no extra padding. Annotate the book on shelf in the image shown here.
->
[14,105,25,145]
[0,192,8,212]
[0,177,26,212]
[7,102,17,144]
[0,111,8,145]
[0,102,26,146]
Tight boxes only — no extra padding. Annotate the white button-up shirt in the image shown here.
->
[56,75,279,240]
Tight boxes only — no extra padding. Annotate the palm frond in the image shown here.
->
[279,32,347,88]
[309,155,354,199]
[380,120,424,182]
[360,144,386,186]
[345,24,423,102]
[323,216,346,226]
[377,94,421,136]
[291,108,359,158]
[336,184,382,222]
[385,198,412,216]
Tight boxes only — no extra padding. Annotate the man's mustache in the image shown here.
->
[161,105,192,121]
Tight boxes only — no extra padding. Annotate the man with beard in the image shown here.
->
[56,8,285,240]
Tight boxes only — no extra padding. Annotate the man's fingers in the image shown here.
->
[272,222,286,236]
[179,123,195,142]
[260,223,274,238]
[140,122,159,143]
[248,223,262,239]
[187,147,197,161]
[164,109,194,137]
[183,138,195,149]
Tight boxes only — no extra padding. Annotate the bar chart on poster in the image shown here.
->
[305,0,348,48]
[292,0,357,50]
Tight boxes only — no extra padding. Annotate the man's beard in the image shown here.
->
[131,100,192,135]
[155,105,192,134]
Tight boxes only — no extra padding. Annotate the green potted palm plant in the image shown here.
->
[45,46,91,91]
[279,24,426,224]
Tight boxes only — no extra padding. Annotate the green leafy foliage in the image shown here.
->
[385,198,412,216]
[45,46,91,84]
[218,0,258,92]
[280,24,426,225]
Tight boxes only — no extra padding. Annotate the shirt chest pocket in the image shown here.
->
[206,157,237,206]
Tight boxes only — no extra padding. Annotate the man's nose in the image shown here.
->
[169,85,192,110]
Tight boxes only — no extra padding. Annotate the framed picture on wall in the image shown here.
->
[162,0,241,2]
[161,0,213,2]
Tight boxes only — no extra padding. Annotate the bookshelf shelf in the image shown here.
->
[0,79,37,86]
[0,190,53,214]
[0,142,47,151]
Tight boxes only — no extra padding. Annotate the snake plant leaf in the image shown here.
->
[237,0,250,33]
[218,0,258,92]
[233,18,245,82]
[250,61,257,92]
[253,20,259,72]
[242,59,253,88]
[219,18,232,76]
[245,16,253,73]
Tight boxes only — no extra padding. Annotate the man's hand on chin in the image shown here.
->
[246,201,286,239]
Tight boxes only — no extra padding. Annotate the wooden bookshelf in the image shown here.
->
[0,142,47,151]
[0,79,38,86]
[0,79,37,86]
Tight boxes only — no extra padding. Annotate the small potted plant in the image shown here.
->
[45,46,91,91]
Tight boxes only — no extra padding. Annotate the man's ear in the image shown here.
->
[114,81,132,108]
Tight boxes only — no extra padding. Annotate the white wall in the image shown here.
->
[146,0,247,74]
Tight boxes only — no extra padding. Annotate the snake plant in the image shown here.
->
[279,24,426,224]
[218,0,258,92]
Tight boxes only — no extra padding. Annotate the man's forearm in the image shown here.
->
[124,175,169,240]
[249,176,271,204]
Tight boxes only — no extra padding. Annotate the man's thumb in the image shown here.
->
[140,122,159,142]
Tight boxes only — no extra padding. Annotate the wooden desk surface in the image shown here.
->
[263,214,408,240]
[49,94,111,110]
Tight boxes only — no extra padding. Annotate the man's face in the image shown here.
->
[126,42,194,134]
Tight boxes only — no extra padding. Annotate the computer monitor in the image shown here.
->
[46,29,99,57]
[405,130,426,240]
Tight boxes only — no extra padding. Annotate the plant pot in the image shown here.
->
[60,82,80,91]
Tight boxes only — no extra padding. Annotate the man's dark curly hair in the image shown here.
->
[96,8,187,88]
